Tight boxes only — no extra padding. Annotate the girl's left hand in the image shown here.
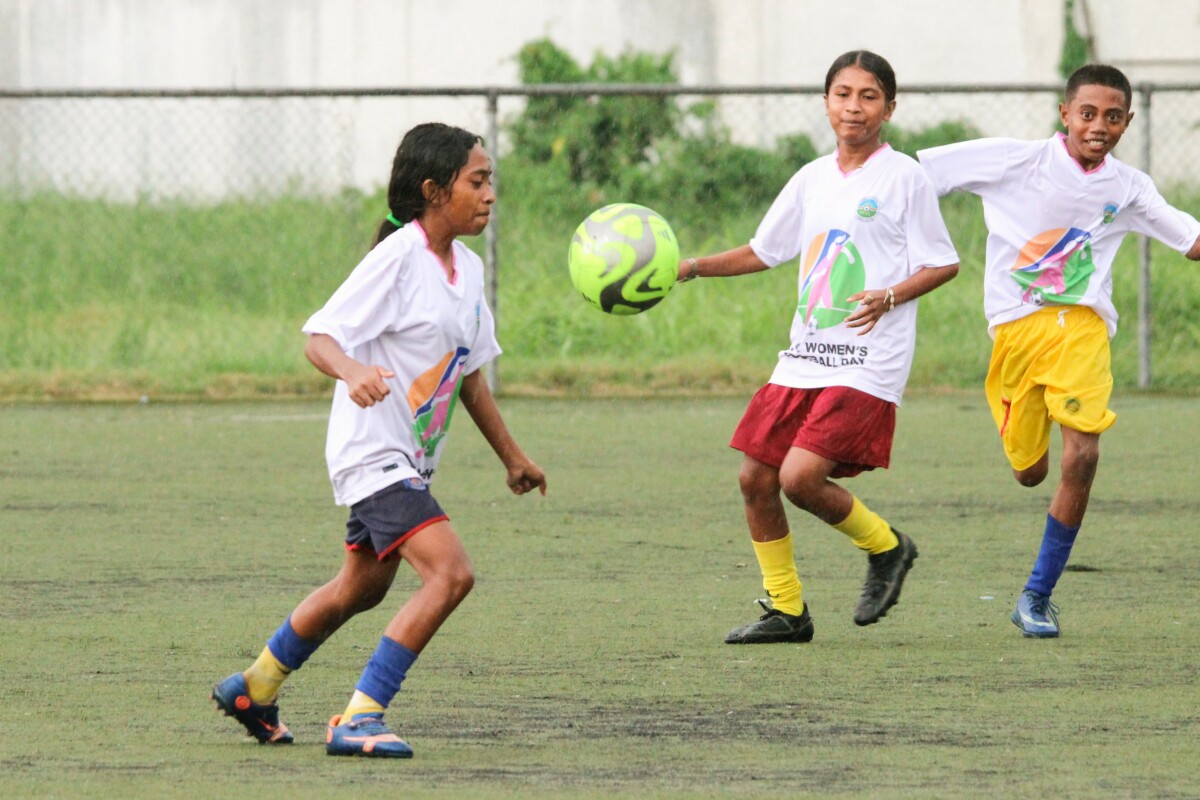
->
[844,288,893,335]
[507,460,547,496]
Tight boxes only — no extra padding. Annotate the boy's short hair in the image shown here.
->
[1066,64,1133,109]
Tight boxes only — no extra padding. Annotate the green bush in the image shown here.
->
[508,39,679,185]
[503,40,820,227]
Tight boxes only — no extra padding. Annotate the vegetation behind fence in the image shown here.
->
[3,42,1199,400]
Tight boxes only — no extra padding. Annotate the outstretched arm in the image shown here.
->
[459,370,546,496]
[305,333,395,408]
[676,244,771,282]
[1187,235,1200,261]
[844,263,961,335]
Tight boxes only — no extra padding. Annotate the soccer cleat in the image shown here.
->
[724,599,814,644]
[326,713,414,758]
[853,529,918,626]
[211,672,293,744]
[1011,589,1061,638]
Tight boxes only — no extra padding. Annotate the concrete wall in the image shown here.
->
[2,1,1198,200]
[3,0,1198,91]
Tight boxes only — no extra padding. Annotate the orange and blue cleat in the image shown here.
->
[211,672,294,744]
[325,713,413,758]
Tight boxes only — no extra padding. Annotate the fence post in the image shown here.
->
[485,88,501,394]
[1137,82,1153,389]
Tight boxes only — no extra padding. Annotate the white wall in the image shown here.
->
[2,0,1198,199]
[3,0,1198,91]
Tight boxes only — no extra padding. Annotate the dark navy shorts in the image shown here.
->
[344,478,448,561]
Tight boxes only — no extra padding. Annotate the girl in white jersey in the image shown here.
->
[678,51,959,644]
[919,65,1200,639]
[212,123,546,757]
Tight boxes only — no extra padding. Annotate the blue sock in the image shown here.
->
[266,616,322,671]
[1025,514,1080,597]
[354,637,419,709]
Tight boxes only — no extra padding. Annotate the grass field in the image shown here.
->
[2,393,1198,799]
[4,189,1200,400]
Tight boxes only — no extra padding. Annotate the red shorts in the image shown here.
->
[729,384,896,478]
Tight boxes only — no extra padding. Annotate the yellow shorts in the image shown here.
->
[985,306,1116,471]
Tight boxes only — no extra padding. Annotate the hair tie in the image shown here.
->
[386,212,404,228]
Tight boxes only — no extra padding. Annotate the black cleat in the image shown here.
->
[854,529,918,626]
[724,600,814,644]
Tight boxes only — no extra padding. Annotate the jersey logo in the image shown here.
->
[407,347,469,460]
[1102,203,1119,225]
[856,197,879,220]
[1010,227,1095,305]
[798,229,866,331]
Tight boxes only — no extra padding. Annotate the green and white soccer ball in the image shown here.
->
[568,203,679,315]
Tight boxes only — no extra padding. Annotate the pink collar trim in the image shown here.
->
[834,142,891,177]
[414,220,458,284]
[1056,132,1106,175]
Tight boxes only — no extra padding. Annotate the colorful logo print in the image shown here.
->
[1010,227,1095,305]
[798,229,866,330]
[407,346,469,459]
[856,197,879,219]
[1102,203,1119,225]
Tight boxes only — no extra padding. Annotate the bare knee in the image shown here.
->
[451,563,476,602]
[777,457,827,513]
[738,460,780,509]
[427,559,475,604]
[1014,465,1047,487]
[779,474,821,513]
[1013,453,1049,487]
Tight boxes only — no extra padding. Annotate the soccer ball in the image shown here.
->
[568,203,679,315]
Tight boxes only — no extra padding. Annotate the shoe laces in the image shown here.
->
[754,598,782,620]
[1027,592,1059,618]
[346,714,390,733]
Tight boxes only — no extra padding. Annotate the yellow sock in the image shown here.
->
[751,533,804,616]
[243,647,291,704]
[834,496,898,555]
[342,690,386,721]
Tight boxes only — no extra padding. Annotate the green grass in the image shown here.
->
[2,394,1198,798]
[3,190,1200,399]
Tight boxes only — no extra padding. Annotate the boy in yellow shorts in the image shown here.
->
[919,65,1200,637]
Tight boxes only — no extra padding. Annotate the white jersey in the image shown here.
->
[750,145,959,405]
[918,134,1200,338]
[302,221,500,506]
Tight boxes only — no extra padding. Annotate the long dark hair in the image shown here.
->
[374,122,484,246]
[824,50,897,104]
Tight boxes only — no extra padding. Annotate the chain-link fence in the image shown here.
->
[2,83,1198,387]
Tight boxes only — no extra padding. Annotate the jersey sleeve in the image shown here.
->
[301,241,406,351]
[904,167,960,271]
[749,169,807,267]
[917,138,1016,197]
[1127,175,1200,253]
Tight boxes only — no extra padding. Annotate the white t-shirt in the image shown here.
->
[918,134,1200,338]
[302,221,501,506]
[749,145,959,405]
